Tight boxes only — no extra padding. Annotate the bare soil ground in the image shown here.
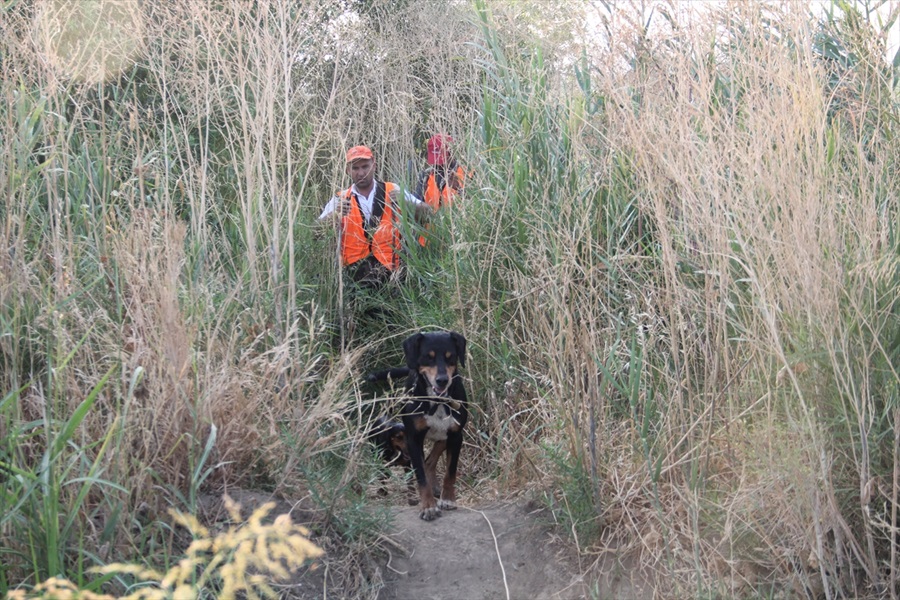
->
[200,489,648,599]
[379,500,591,600]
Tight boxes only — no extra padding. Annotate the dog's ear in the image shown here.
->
[402,333,424,370]
[450,331,467,367]
[369,416,388,442]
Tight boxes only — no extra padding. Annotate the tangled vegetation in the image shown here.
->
[1,0,899,597]
[7,497,322,599]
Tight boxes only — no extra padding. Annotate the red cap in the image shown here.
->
[346,145,374,163]
[426,134,453,166]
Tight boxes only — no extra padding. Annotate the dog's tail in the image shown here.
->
[366,367,410,383]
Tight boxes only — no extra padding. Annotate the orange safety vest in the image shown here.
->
[340,182,400,270]
[418,166,465,246]
[422,165,465,210]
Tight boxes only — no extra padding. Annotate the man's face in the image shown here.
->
[348,158,375,189]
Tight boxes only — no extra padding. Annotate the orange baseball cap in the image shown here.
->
[346,145,374,163]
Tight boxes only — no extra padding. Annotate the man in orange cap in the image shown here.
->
[413,135,466,246]
[319,145,430,287]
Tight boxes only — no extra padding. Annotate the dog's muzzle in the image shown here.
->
[422,373,460,408]
[429,373,457,400]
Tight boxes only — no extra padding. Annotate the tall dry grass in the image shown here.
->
[0,0,480,593]
[2,0,899,598]
[463,2,900,597]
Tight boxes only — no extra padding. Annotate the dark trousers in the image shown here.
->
[348,256,392,289]
[336,257,403,349]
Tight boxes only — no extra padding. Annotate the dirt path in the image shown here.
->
[376,500,621,600]
[378,501,581,600]
[201,490,646,599]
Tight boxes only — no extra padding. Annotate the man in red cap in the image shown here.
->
[414,135,466,246]
[319,145,430,287]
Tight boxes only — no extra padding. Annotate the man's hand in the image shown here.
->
[448,170,462,191]
[337,196,353,216]
[393,188,433,225]
[315,202,345,238]
[413,201,434,224]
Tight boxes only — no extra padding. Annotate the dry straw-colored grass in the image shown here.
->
[1,0,482,593]
[522,2,900,597]
[2,0,899,597]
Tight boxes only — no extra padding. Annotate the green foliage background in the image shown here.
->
[1,0,899,597]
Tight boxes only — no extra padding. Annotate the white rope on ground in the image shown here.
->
[383,548,408,576]
[377,533,411,576]
[463,506,510,600]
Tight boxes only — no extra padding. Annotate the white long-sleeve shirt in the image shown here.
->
[318,181,422,221]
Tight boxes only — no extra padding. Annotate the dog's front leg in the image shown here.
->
[425,440,447,498]
[406,424,441,520]
[404,463,418,505]
[439,429,463,510]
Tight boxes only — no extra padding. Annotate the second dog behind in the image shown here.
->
[369,416,411,469]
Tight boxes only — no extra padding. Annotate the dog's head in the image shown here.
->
[402,331,466,398]
[370,416,410,467]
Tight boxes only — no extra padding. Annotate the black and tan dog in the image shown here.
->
[368,331,468,521]
[368,416,411,469]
